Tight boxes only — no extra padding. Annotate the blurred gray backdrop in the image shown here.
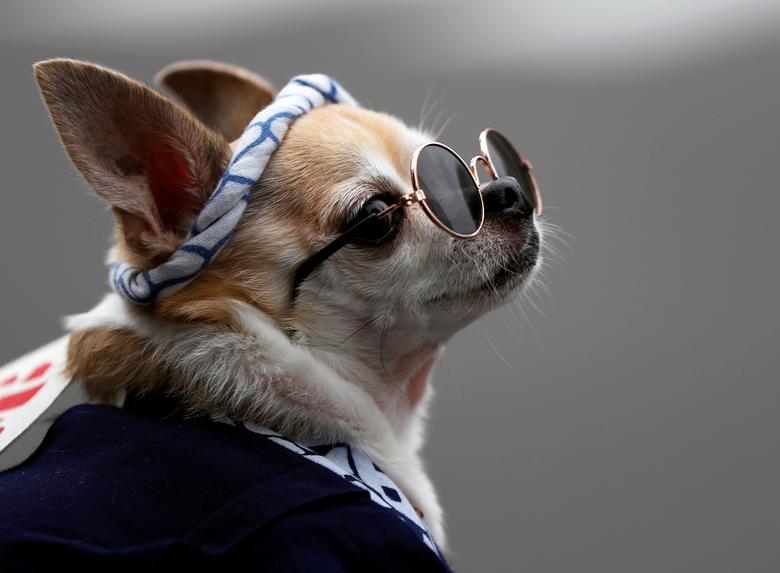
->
[1,1,779,570]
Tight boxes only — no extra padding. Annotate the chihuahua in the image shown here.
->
[33,59,548,549]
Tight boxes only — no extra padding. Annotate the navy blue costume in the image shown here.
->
[0,394,454,572]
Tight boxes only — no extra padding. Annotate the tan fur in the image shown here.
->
[66,328,163,404]
[155,60,276,142]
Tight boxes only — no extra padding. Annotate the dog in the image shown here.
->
[32,58,547,552]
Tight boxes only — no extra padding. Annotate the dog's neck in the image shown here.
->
[287,295,448,445]
[65,293,446,546]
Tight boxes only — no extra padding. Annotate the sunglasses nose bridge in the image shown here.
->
[469,155,497,186]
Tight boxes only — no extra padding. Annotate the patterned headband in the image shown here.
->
[111,74,359,305]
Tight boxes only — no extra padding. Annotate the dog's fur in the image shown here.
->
[34,59,545,549]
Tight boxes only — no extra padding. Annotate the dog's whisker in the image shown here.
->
[420,92,445,136]
[482,326,513,368]
[530,271,553,302]
[378,317,392,379]
[309,272,328,311]
[512,292,545,352]
[338,315,382,347]
[539,231,570,260]
[537,218,574,255]
[417,83,438,133]
[538,216,574,240]
[498,307,528,344]
[475,259,504,319]
[508,301,536,341]
[418,84,432,129]
[429,108,447,140]
[434,112,459,140]
[520,272,548,318]
[526,283,547,318]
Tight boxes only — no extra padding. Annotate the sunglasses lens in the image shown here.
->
[484,130,538,212]
[415,144,482,236]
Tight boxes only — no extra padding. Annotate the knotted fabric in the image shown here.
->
[111,74,359,305]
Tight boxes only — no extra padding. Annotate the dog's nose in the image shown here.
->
[480,176,533,219]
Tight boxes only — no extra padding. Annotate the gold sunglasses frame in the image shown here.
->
[369,127,543,240]
[473,127,543,217]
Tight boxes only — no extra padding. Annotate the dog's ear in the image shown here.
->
[34,58,230,263]
[155,60,276,142]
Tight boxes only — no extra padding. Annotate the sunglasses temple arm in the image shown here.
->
[291,207,400,302]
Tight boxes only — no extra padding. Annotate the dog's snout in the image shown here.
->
[480,176,533,219]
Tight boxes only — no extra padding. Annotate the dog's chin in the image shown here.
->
[423,227,541,307]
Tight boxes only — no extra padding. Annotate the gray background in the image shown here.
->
[1,1,779,570]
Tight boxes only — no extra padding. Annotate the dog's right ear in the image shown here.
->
[155,60,276,142]
[34,59,231,264]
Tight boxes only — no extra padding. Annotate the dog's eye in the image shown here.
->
[348,197,401,244]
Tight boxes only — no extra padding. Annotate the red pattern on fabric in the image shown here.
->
[0,383,45,411]
[24,363,51,381]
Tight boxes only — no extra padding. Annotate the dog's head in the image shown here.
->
[35,59,543,428]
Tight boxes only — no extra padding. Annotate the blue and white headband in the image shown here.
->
[111,74,360,305]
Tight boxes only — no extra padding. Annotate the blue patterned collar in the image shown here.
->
[212,417,446,561]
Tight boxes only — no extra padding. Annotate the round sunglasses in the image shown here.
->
[292,128,542,300]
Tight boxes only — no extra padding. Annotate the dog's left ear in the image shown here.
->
[34,58,231,263]
[155,60,276,142]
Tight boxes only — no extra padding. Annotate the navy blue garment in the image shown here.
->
[0,393,454,572]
